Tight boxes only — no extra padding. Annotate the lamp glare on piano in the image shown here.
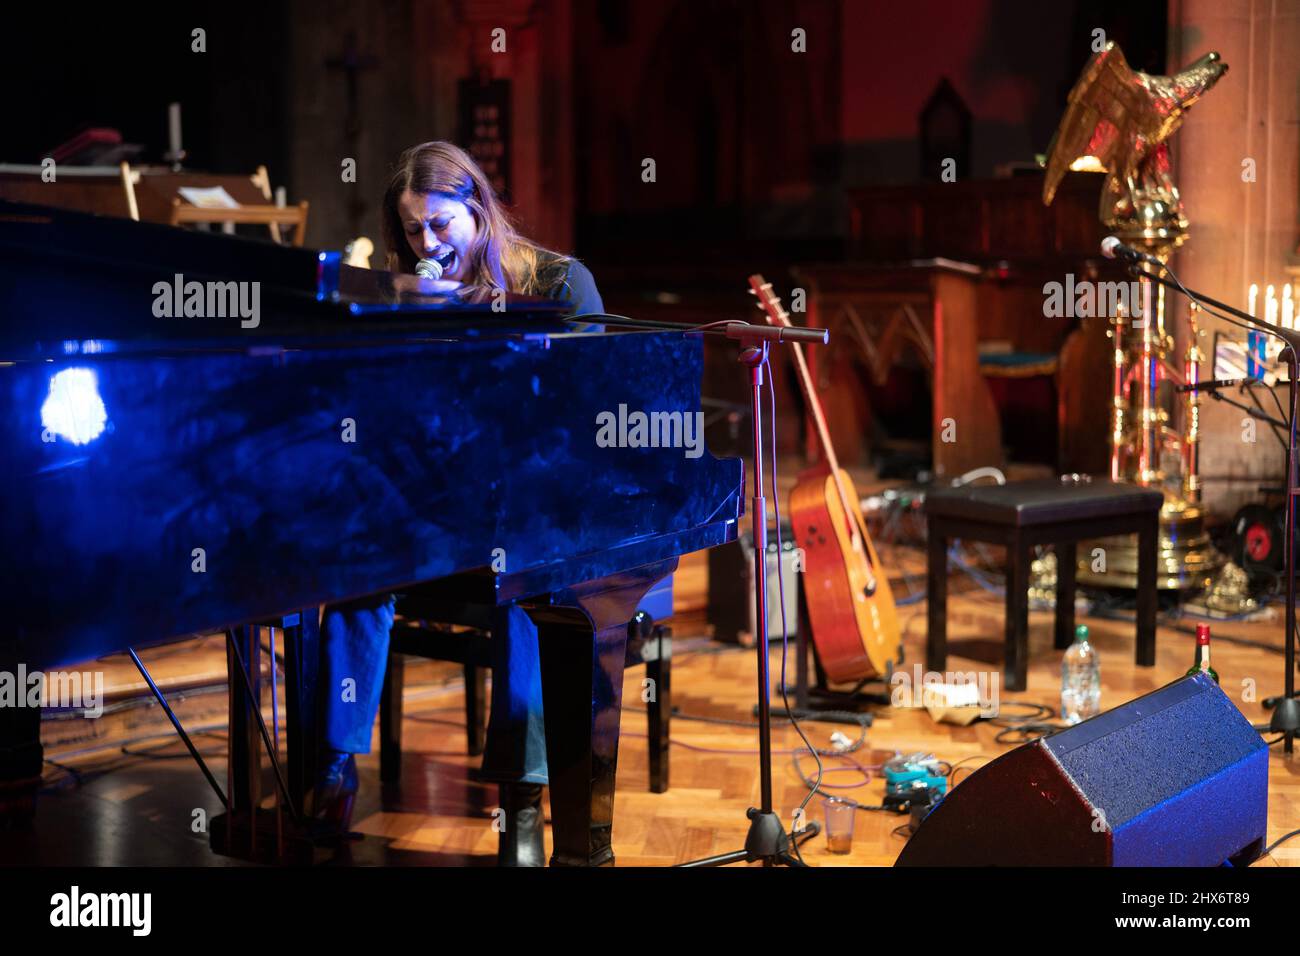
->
[41,367,108,446]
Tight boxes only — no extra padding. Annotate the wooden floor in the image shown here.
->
[12,525,1300,868]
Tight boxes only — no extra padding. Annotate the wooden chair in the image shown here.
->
[123,163,309,245]
[379,579,673,793]
[0,162,308,245]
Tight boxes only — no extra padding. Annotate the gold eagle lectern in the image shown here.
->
[1043,42,1228,590]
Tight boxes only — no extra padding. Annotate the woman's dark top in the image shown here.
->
[536,253,604,332]
[551,259,603,317]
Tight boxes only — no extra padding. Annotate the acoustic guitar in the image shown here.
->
[748,274,901,683]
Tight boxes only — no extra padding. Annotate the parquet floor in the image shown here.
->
[387,548,1300,868]
[16,535,1300,867]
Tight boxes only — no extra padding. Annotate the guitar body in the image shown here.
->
[789,468,900,684]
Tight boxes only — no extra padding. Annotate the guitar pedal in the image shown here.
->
[883,753,948,812]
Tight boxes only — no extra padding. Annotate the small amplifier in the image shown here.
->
[707,520,799,644]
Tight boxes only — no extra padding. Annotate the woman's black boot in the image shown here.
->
[309,749,358,832]
[497,783,545,867]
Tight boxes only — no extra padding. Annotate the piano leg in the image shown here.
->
[212,612,321,862]
[223,624,263,857]
[644,626,671,795]
[529,558,677,867]
[379,647,404,783]
[464,663,487,756]
[0,638,41,828]
[282,610,321,814]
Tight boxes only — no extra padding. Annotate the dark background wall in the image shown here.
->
[3,0,1166,267]
[0,0,1166,463]
[3,4,293,188]
[8,0,1297,513]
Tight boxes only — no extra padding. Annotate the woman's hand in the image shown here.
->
[391,273,464,296]
[421,279,464,294]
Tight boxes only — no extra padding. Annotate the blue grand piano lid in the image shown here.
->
[0,200,744,670]
[0,200,578,357]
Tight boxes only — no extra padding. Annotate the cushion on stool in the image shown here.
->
[925,479,1163,527]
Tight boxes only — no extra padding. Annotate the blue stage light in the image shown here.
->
[41,368,107,445]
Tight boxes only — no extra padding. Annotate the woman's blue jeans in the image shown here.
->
[320,596,548,785]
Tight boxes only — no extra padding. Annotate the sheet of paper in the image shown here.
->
[176,186,240,209]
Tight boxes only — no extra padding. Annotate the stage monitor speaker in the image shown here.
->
[896,674,1268,866]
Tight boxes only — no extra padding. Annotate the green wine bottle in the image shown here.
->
[1185,622,1219,684]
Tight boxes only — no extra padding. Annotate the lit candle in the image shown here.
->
[1262,285,1276,371]
[1248,283,1259,377]
[168,102,182,160]
[274,186,286,208]
[1284,285,1295,331]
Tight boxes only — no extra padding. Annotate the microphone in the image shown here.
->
[1100,236,1162,268]
[1175,377,1257,394]
[723,321,829,345]
[415,257,444,280]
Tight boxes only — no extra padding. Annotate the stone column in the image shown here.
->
[1169,0,1300,518]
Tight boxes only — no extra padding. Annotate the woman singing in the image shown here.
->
[314,141,603,867]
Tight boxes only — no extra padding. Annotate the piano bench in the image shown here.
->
[925,477,1161,692]
[378,611,673,794]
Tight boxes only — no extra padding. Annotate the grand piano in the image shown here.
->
[0,200,744,866]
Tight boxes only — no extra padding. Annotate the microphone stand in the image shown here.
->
[573,313,829,865]
[1129,265,1300,752]
[1176,379,1289,446]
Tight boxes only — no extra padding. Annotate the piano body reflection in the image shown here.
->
[0,201,743,865]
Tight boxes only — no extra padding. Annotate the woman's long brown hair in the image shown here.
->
[381,141,569,298]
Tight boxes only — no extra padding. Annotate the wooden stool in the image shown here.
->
[380,584,672,793]
[925,478,1162,692]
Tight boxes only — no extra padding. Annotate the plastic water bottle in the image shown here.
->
[1060,624,1101,725]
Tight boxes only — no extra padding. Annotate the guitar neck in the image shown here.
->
[748,275,860,543]
[789,341,842,476]
[786,337,859,547]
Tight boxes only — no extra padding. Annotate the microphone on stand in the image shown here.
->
[1100,236,1163,268]
[415,257,444,280]
[1175,377,1261,394]
[723,321,829,345]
